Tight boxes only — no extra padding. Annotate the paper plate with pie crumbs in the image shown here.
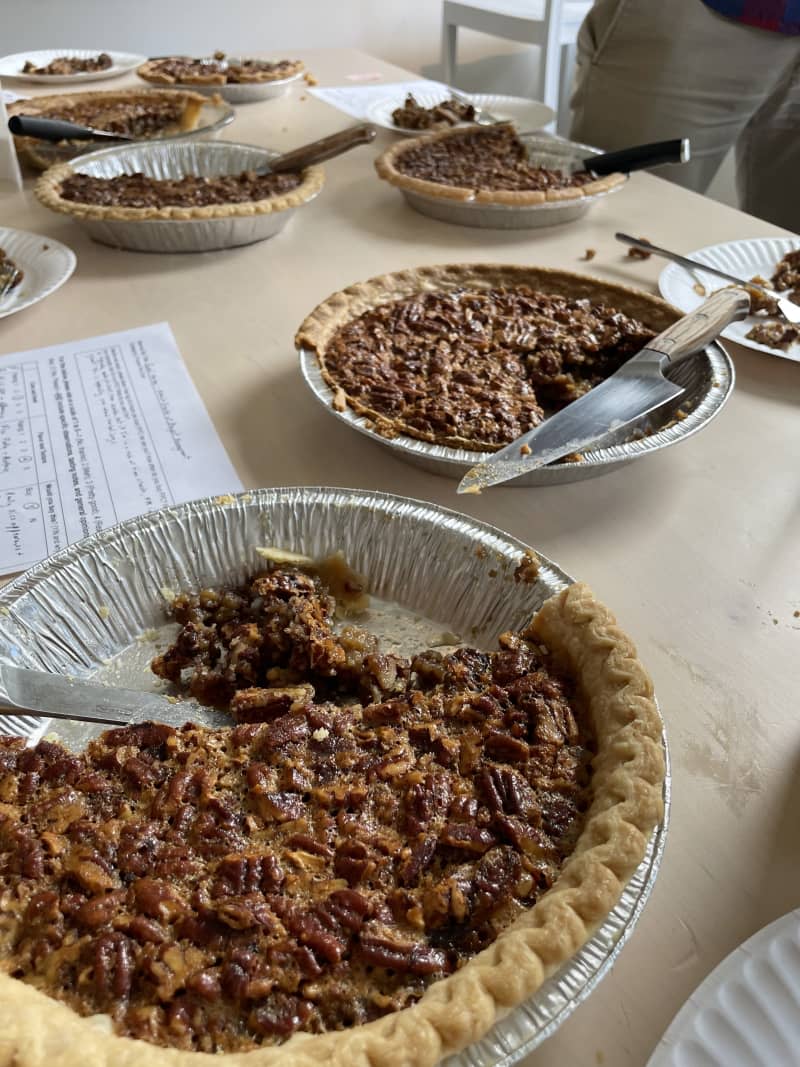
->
[0,487,669,1061]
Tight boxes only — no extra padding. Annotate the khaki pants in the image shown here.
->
[569,0,800,231]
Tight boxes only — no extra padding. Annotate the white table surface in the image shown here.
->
[1,47,799,1067]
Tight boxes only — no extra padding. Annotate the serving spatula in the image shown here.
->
[457,287,750,494]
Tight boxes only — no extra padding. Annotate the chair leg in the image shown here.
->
[557,42,577,136]
[442,20,458,85]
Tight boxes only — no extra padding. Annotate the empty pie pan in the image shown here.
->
[297,267,734,485]
[0,485,670,1060]
[37,140,323,252]
[7,93,235,171]
[398,136,627,229]
[144,70,305,103]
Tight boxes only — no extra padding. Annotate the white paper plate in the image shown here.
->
[658,237,800,362]
[647,908,800,1067]
[145,70,305,104]
[0,227,76,319]
[366,91,554,135]
[0,49,146,84]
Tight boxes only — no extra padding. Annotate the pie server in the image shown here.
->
[0,661,216,728]
[457,287,750,494]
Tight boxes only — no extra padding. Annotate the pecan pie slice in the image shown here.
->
[0,559,664,1066]
[375,123,626,205]
[22,53,113,76]
[391,93,477,130]
[138,54,304,85]
[296,264,677,451]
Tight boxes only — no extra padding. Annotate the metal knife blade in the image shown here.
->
[457,287,750,494]
[0,663,227,729]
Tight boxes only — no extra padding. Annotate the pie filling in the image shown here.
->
[393,124,595,193]
[16,99,199,141]
[142,54,302,84]
[318,286,656,448]
[743,250,800,349]
[391,93,477,130]
[0,249,23,293]
[0,562,592,1052]
[22,53,113,76]
[57,170,304,209]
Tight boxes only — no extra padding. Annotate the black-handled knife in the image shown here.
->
[584,138,690,177]
[8,114,131,143]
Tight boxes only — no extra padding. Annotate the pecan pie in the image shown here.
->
[8,90,208,170]
[375,123,626,205]
[0,559,664,1066]
[138,54,304,85]
[296,264,675,451]
[743,249,800,349]
[35,158,324,222]
[0,250,23,294]
[391,93,477,130]
[22,53,113,76]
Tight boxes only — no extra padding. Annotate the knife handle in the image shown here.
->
[8,115,101,142]
[644,288,751,366]
[585,138,690,176]
[270,124,377,173]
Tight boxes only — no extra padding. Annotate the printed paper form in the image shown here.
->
[0,322,242,577]
[309,80,449,120]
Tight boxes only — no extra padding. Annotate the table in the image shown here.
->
[1,47,798,1067]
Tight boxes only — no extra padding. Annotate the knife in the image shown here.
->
[457,287,750,494]
[8,114,134,142]
[580,138,690,177]
[0,662,229,729]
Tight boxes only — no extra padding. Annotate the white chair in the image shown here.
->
[441,0,593,132]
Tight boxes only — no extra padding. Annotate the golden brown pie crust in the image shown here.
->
[295,263,679,450]
[34,158,325,222]
[374,126,627,206]
[0,582,663,1067]
[7,89,210,171]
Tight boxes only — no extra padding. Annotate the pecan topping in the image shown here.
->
[58,169,304,210]
[0,564,591,1053]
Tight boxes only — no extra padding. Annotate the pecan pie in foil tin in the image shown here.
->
[398,137,627,229]
[0,486,669,1061]
[37,140,322,252]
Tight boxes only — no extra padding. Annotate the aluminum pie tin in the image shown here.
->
[299,340,734,485]
[11,96,235,171]
[0,486,668,1060]
[152,69,305,104]
[52,140,321,252]
[401,136,627,229]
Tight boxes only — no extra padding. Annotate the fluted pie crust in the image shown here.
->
[0,581,664,1067]
[374,126,626,205]
[34,160,325,222]
[295,263,679,451]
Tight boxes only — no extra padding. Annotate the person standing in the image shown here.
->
[569,0,800,230]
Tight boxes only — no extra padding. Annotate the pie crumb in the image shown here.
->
[794,610,799,618]
[514,550,540,584]
[773,618,779,625]
[462,484,481,495]
[520,442,532,456]
[581,249,596,261]
[312,727,330,741]
[214,494,237,505]
[693,281,707,297]
[626,239,652,260]
[303,72,319,86]
[97,605,110,620]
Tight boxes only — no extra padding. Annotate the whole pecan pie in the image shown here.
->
[375,123,626,205]
[296,264,677,451]
[0,558,664,1067]
[138,54,304,85]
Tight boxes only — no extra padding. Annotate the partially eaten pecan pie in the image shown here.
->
[296,264,674,451]
[0,558,664,1066]
[375,123,626,205]
[138,54,304,85]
